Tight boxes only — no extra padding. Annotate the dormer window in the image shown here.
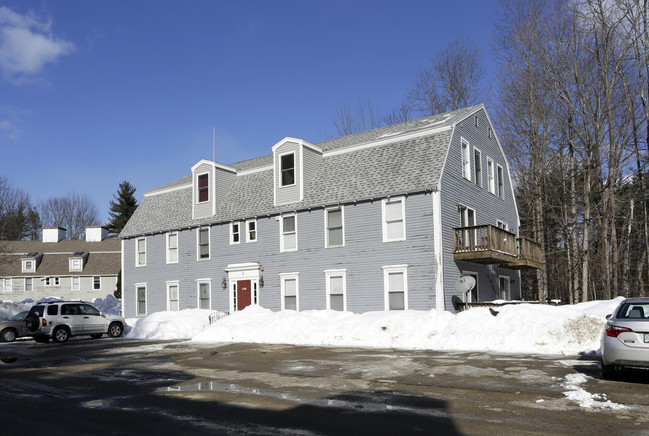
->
[198,174,209,202]
[280,153,295,186]
[69,258,82,272]
[22,259,35,273]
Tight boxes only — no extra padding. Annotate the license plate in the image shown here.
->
[645,333,649,343]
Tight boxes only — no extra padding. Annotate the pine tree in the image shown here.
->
[106,181,138,237]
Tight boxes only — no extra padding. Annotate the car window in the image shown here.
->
[617,304,649,319]
[62,304,81,315]
[80,305,100,316]
[30,305,44,317]
[9,312,27,321]
[47,305,58,316]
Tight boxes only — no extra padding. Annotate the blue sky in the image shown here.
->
[0,1,498,224]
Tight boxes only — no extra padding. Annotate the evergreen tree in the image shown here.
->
[106,181,138,237]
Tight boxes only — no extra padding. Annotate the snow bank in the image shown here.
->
[127,309,217,340]
[0,294,123,320]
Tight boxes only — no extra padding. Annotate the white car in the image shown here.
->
[600,298,649,379]
[25,301,126,343]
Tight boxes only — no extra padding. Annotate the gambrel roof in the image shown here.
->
[120,105,483,238]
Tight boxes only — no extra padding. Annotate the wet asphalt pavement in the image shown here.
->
[2,338,649,435]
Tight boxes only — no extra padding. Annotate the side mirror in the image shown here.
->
[605,314,611,320]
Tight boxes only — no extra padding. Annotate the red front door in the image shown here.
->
[237,280,252,311]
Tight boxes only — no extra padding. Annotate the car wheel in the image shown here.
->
[33,335,49,343]
[25,313,40,332]
[1,328,17,342]
[90,334,103,339]
[108,322,123,338]
[600,357,616,380]
[52,326,70,343]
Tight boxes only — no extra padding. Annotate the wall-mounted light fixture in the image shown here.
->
[221,278,227,289]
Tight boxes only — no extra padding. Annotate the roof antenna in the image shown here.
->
[212,127,215,162]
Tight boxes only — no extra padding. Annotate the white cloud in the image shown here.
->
[0,6,75,82]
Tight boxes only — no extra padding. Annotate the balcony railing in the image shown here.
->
[453,225,544,269]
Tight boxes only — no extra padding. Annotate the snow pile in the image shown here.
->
[127,309,217,340]
[0,300,34,320]
[561,373,626,409]
[0,294,122,320]
[185,298,623,355]
[93,294,122,316]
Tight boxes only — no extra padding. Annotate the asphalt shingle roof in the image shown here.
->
[119,105,481,238]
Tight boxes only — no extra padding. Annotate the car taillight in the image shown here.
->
[41,318,47,327]
[606,324,633,338]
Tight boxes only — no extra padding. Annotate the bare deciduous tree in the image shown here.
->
[39,193,100,240]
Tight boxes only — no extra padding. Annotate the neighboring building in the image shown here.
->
[0,227,120,302]
[120,105,542,318]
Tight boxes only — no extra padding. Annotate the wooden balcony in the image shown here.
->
[453,225,544,270]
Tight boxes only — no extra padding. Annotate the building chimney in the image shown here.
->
[85,226,108,242]
[43,227,67,243]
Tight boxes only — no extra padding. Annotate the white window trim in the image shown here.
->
[166,232,179,264]
[487,158,495,194]
[24,277,32,292]
[69,258,82,272]
[280,213,298,252]
[382,264,408,311]
[324,269,347,311]
[93,276,101,290]
[197,279,211,310]
[197,227,211,261]
[382,197,406,243]
[279,151,297,188]
[497,220,509,231]
[71,276,80,291]
[136,237,146,267]
[497,164,505,199]
[279,272,299,311]
[461,138,471,181]
[246,219,257,243]
[462,271,479,303]
[325,206,345,248]
[22,259,35,273]
[166,281,180,311]
[196,171,210,203]
[135,283,147,316]
[44,277,60,287]
[499,275,511,301]
[2,278,12,293]
[230,221,241,245]
[473,147,482,188]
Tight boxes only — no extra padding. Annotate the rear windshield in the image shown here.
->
[29,305,45,317]
[617,303,649,319]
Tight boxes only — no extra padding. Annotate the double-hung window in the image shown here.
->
[71,277,80,291]
[281,214,297,252]
[167,282,179,311]
[136,238,146,267]
[2,278,12,293]
[136,284,147,316]
[198,173,209,202]
[22,259,35,273]
[198,228,210,260]
[280,153,295,186]
[167,232,178,263]
[325,269,346,311]
[280,273,299,310]
[230,222,241,244]
[93,276,101,290]
[461,138,471,180]
[382,197,406,242]
[497,165,504,199]
[25,277,32,292]
[383,265,408,310]
[474,148,482,187]
[487,158,495,194]
[198,281,211,309]
[499,276,511,300]
[325,207,344,247]
[246,220,257,243]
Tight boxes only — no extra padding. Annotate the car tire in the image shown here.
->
[90,334,103,339]
[1,328,17,342]
[108,322,123,338]
[25,313,40,332]
[52,326,70,343]
[600,358,616,380]
[33,335,49,343]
